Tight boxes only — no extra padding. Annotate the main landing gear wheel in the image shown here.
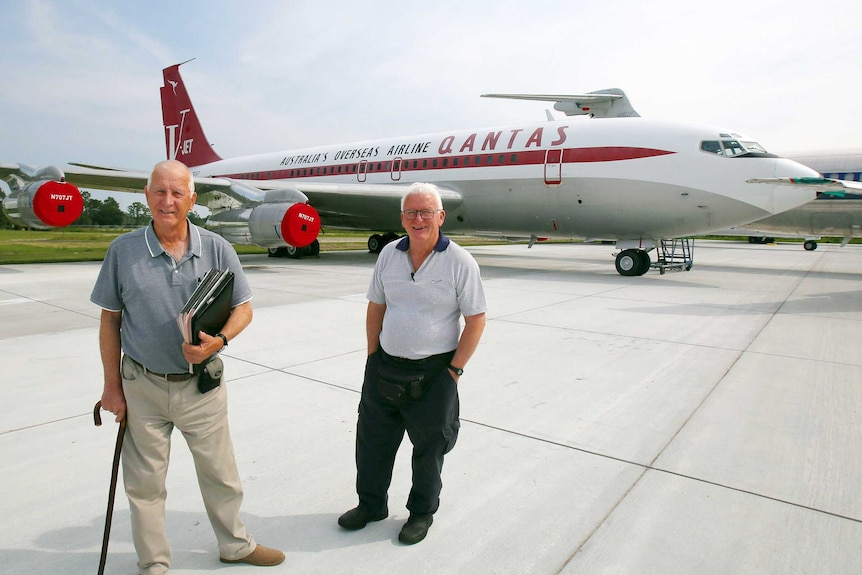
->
[286,239,320,259]
[368,234,384,253]
[306,239,320,256]
[268,240,320,259]
[368,232,402,254]
[615,249,650,276]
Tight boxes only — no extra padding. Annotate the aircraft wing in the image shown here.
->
[481,88,640,118]
[14,162,463,230]
[61,163,155,194]
[53,163,263,210]
[250,181,464,229]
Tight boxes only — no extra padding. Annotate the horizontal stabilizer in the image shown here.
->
[481,89,640,118]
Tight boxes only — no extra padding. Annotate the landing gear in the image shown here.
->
[368,232,401,254]
[803,240,818,251]
[368,234,384,253]
[614,239,694,276]
[267,240,320,259]
[615,249,651,276]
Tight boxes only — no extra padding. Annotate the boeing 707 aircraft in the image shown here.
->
[3,61,859,275]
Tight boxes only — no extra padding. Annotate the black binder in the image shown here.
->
[191,272,234,345]
[178,269,235,345]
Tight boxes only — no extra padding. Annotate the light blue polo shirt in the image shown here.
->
[367,233,487,359]
[90,221,252,374]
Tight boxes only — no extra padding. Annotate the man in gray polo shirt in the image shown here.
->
[91,160,283,574]
[338,182,487,544]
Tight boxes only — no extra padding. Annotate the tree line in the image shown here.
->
[0,189,206,229]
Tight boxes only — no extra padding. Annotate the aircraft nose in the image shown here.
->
[775,157,818,179]
[771,158,820,212]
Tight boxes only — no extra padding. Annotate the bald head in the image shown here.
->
[145,160,198,233]
[148,160,194,195]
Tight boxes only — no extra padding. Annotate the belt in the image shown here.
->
[130,357,195,382]
[379,347,454,367]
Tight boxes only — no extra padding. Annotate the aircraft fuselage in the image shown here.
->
[191,117,817,241]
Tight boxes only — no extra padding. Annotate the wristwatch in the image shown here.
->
[216,333,228,348]
[448,364,464,376]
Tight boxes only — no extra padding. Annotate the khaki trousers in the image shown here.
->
[120,355,255,575]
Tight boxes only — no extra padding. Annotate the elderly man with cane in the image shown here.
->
[92,160,283,574]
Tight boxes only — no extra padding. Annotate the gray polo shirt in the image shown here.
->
[367,233,487,360]
[90,221,252,374]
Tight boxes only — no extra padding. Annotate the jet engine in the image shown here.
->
[205,187,321,249]
[2,166,84,229]
[247,201,321,248]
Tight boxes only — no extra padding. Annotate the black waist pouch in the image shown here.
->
[377,362,426,402]
[195,356,224,394]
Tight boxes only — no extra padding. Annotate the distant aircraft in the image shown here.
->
[723,149,862,250]
[3,60,859,275]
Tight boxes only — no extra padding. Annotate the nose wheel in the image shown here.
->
[615,249,651,276]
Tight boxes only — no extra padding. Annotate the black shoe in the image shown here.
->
[338,505,388,530]
[398,513,433,544]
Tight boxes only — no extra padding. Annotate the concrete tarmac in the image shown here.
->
[1,240,861,574]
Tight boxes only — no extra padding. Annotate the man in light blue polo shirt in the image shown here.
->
[91,160,283,574]
[338,182,487,544]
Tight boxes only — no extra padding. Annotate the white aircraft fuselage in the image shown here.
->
[189,117,816,241]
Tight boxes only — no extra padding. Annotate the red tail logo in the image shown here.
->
[161,62,222,167]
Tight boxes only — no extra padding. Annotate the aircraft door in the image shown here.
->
[391,157,402,181]
[358,160,368,182]
[544,148,562,185]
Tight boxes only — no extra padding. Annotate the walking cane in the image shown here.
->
[93,401,126,575]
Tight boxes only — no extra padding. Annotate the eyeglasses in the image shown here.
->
[402,209,441,220]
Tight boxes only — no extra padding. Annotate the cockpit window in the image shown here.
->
[701,141,723,155]
[739,140,768,154]
[700,139,775,158]
[722,140,747,156]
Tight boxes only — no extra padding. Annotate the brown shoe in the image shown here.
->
[220,544,285,566]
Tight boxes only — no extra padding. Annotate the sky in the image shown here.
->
[1,0,860,207]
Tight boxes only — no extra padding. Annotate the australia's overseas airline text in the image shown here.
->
[276,125,569,167]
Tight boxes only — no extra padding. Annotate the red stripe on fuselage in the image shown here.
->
[565,147,673,162]
[219,146,675,181]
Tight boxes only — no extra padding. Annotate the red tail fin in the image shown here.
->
[161,62,222,167]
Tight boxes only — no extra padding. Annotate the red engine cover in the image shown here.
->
[32,181,84,227]
[281,203,321,247]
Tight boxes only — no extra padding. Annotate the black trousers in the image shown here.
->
[355,349,460,516]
